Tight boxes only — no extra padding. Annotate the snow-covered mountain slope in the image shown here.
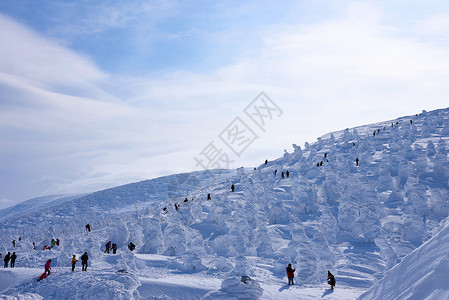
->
[0,194,83,222]
[359,217,449,300]
[0,107,448,299]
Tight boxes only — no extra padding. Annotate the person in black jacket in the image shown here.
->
[10,252,17,268]
[128,242,136,251]
[4,252,10,268]
[81,252,89,271]
[327,270,336,289]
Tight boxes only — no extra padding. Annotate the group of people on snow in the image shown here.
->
[2,252,17,268]
[104,241,118,254]
[70,252,89,272]
[42,238,60,250]
[105,240,135,253]
[286,264,336,289]
[6,223,135,282]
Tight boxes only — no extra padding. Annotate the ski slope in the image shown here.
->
[1,108,448,299]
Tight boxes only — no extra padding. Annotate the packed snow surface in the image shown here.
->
[1,107,449,299]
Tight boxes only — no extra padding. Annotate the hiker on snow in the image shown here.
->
[71,255,78,271]
[327,270,336,289]
[356,158,359,166]
[51,239,56,248]
[231,184,235,192]
[128,242,136,251]
[10,252,17,268]
[85,224,91,232]
[286,263,296,285]
[112,243,117,254]
[4,252,10,268]
[81,252,89,271]
[45,259,52,276]
[105,241,112,253]
[12,240,15,248]
[286,170,290,178]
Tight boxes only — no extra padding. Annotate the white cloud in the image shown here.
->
[0,198,14,210]
[0,14,108,94]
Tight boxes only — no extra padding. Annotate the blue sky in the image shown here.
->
[1,0,449,208]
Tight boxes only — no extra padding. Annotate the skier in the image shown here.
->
[71,255,78,271]
[286,170,290,178]
[128,242,136,251]
[105,241,111,253]
[44,259,52,276]
[10,252,16,268]
[112,243,117,254]
[207,193,211,200]
[327,270,336,289]
[356,158,359,166]
[231,184,235,192]
[286,263,295,285]
[4,252,10,268]
[81,252,89,271]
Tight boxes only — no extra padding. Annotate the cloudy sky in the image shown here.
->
[1,0,449,208]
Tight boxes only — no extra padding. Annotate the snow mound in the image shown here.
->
[201,276,263,300]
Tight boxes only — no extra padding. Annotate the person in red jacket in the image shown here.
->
[286,263,295,285]
[44,259,52,276]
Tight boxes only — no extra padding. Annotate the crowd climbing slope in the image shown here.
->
[0,107,448,299]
